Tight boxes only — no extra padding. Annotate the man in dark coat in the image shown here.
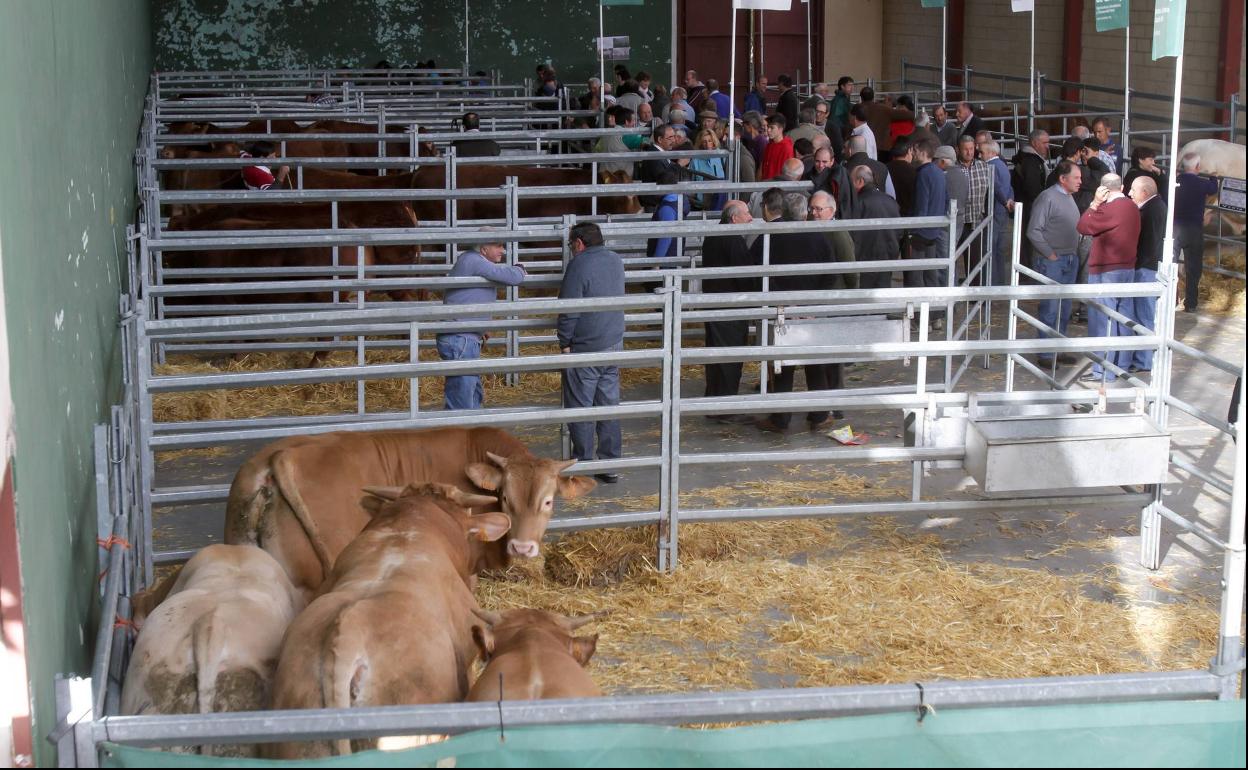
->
[849,165,902,290]
[844,134,894,205]
[1127,175,1166,372]
[451,112,501,157]
[775,74,800,134]
[700,201,761,423]
[1011,129,1049,242]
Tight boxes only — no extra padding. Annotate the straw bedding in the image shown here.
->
[477,518,1220,694]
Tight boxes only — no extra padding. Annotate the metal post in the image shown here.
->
[409,321,421,416]
[599,1,606,127]
[667,284,683,571]
[730,4,738,144]
[941,10,948,102]
[1122,21,1131,174]
[463,0,470,74]
[1029,7,1036,124]
[759,233,771,395]
[356,245,366,415]
[1004,204,1024,393]
[505,178,520,388]
[805,0,812,89]
[911,301,930,502]
[1215,305,1246,698]
[1141,51,1186,571]
[657,280,677,572]
[559,214,575,462]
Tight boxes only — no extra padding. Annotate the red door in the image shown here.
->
[677,0,823,111]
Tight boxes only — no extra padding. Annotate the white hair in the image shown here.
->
[1181,153,1202,172]
[784,193,809,221]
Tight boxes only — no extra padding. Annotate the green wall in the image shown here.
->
[152,0,673,87]
[0,1,151,765]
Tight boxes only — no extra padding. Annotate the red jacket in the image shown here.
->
[759,137,795,181]
[1077,195,1141,274]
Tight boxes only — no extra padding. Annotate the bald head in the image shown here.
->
[781,158,805,180]
[1102,173,1123,192]
[847,135,867,155]
[720,199,751,224]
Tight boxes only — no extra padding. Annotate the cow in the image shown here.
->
[408,165,643,222]
[266,483,509,759]
[1178,139,1246,236]
[466,608,605,702]
[120,545,303,757]
[223,427,596,600]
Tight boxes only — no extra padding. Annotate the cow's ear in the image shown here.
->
[466,462,503,491]
[557,475,597,500]
[465,512,512,542]
[472,625,495,661]
[359,494,387,517]
[569,633,599,666]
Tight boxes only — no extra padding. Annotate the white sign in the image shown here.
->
[597,35,630,52]
[1011,0,1034,10]
[733,0,792,10]
[1219,177,1246,214]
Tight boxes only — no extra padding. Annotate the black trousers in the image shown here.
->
[703,320,750,403]
[1175,222,1205,310]
[767,363,843,428]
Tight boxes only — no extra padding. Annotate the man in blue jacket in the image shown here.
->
[980,138,1015,286]
[908,137,950,291]
[558,223,627,483]
[438,236,527,410]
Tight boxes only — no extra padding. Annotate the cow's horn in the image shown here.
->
[567,610,610,630]
[471,607,503,626]
[485,451,509,468]
[362,486,404,500]
[555,459,578,472]
[450,489,499,508]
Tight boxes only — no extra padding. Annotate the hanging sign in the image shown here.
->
[1011,0,1033,11]
[600,0,644,5]
[733,0,792,10]
[921,0,946,7]
[1095,0,1129,31]
[1152,0,1187,59]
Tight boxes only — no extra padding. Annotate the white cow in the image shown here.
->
[121,544,304,756]
[1177,139,1246,235]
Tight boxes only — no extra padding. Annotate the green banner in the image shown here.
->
[1152,0,1187,59]
[1095,0,1128,31]
[601,0,645,5]
[921,0,946,8]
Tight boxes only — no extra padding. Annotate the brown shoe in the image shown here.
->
[755,418,787,434]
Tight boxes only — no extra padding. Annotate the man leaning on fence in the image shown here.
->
[1026,160,1084,367]
[558,223,626,484]
[1076,174,1141,383]
[438,234,526,410]
[701,201,760,425]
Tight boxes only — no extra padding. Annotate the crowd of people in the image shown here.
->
[430,65,1220,476]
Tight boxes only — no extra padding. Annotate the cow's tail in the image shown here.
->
[270,450,335,584]
[224,472,272,548]
[323,617,365,757]
[192,611,226,717]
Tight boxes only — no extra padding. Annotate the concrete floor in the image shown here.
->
[152,300,1244,609]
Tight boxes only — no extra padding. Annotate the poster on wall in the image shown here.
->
[1095,0,1129,31]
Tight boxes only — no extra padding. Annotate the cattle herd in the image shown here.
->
[123,426,600,757]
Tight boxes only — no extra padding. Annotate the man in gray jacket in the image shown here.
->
[1025,160,1083,366]
[557,223,626,483]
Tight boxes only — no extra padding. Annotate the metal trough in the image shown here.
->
[964,412,1171,493]
[771,314,907,369]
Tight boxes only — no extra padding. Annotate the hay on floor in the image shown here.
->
[477,518,1220,695]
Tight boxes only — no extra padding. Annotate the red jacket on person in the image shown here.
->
[1076,195,1140,275]
[759,137,795,181]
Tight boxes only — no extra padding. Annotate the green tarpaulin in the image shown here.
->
[100,700,1245,768]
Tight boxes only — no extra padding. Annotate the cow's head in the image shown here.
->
[470,607,605,666]
[360,483,511,552]
[465,452,595,559]
[598,169,643,215]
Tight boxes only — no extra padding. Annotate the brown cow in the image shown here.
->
[409,165,642,222]
[466,608,604,702]
[266,483,509,759]
[223,427,596,600]
[121,545,304,757]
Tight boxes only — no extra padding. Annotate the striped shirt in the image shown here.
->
[957,159,991,224]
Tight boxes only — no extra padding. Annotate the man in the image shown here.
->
[744,75,769,115]
[1046,136,1098,212]
[749,158,804,223]
[740,110,769,170]
[1026,161,1084,366]
[1071,124,1091,141]
[887,138,918,216]
[932,104,959,147]
[593,107,635,174]
[787,107,822,145]
[935,145,969,232]
[707,78,731,119]
[831,76,855,130]
[1129,176,1166,373]
[452,112,502,157]
[860,86,911,161]
[811,98,846,164]
[637,123,682,204]
[850,165,902,289]
[616,80,644,114]
[697,108,721,138]
[1076,174,1141,382]
[810,190,857,290]
[647,170,688,261]
[1173,152,1219,313]
[701,201,761,423]
[636,71,654,103]
[1092,117,1122,172]
[981,139,1015,286]
[753,194,838,433]
[847,104,879,163]
[438,236,526,410]
[909,138,950,301]
[558,223,626,483]
[845,134,894,202]
[240,141,290,190]
[636,101,661,133]
[1012,129,1050,250]
[811,146,852,216]
[684,69,708,112]
[956,101,985,139]
[759,114,795,181]
[776,74,800,132]
[578,77,603,113]
[663,86,690,124]
[953,135,993,273]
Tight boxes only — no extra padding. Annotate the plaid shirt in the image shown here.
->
[958,159,991,224]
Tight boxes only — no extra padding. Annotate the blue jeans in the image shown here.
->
[436,333,483,410]
[1035,253,1078,360]
[1131,268,1158,371]
[562,360,622,462]
[1086,269,1135,379]
[991,208,1010,286]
